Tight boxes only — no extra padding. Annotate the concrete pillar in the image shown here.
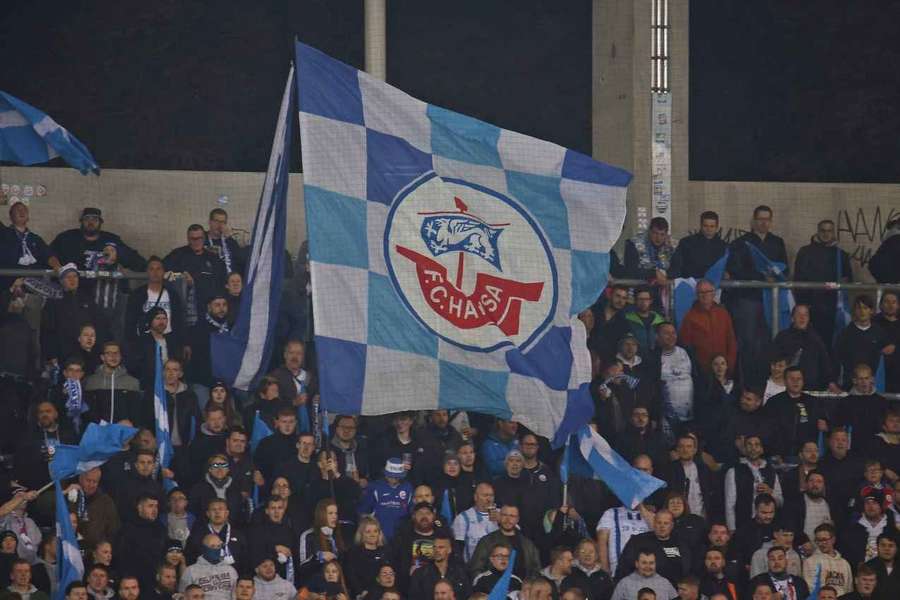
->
[364,0,387,80]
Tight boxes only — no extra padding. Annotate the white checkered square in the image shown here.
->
[497,129,566,177]
[437,339,510,372]
[505,373,567,437]
[310,261,368,343]
[567,316,593,389]
[363,345,439,412]
[366,201,389,276]
[300,113,367,200]
[560,178,627,253]
[359,72,432,155]
[551,248,573,322]
[432,155,508,196]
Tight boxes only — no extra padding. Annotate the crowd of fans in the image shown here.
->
[0,200,897,600]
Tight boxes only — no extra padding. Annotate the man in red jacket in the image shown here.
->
[678,280,738,375]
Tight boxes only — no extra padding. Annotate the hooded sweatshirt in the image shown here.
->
[252,575,296,600]
[802,550,854,596]
[84,364,143,426]
[178,556,237,600]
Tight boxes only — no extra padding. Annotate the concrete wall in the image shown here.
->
[597,0,900,282]
[0,165,307,263]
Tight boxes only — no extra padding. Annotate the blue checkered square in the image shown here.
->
[367,272,438,358]
[296,43,365,126]
[316,336,367,414]
[366,128,433,205]
[427,104,503,168]
[506,170,571,249]
[438,360,510,418]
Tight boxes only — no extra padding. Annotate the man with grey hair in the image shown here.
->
[610,551,676,600]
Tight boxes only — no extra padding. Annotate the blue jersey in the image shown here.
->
[357,478,413,539]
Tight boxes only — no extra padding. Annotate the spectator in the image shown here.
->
[71,468,120,552]
[3,559,48,600]
[773,304,839,392]
[163,225,227,322]
[793,219,854,347]
[161,489,193,545]
[725,437,783,532]
[467,504,540,579]
[471,541,523,594]
[329,415,370,487]
[301,449,361,524]
[783,470,836,542]
[187,406,228,487]
[389,501,447,592]
[540,546,575,595]
[863,532,900,600]
[50,208,146,279]
[84,564,114,600]
[588,284,630,362]
[451,483,498,563]
[616,510,692,584]
[357,458,414,541]
[664,434,721,522]
[678,279,737,376]
[696,355,739,464]
[595,468,654,575]
[84,341,144,427]
[609,550,676,600]
[206,383,242,430]
[115,495,166,593]
[297,499,350,584]
[224,272,242,327]
[344,517,388,598]
[204,209,243,276]
[624,217,675,289]
[479,420,519,479]
[126,308,185,390]
[625,288,666,354]
[178,533,237,600]
[184,295,231,402]
[724,205,788,382]
[145,564,178,600]
[254,406,298,483]
[746,546,808,600]
[732,494,778,572]
[267,340,314,436]
[835,295,895,389]
[670,211,727,279]
[836,364,891,450]
[188,455,244,522]
[699,547,739,600]
[765,366,827,458]
[40,263,104,365]
[184,498,248,574]
[650,322,700,441]
[407,534,470,600]
[868,217,900,284]
[665,491,708,550]
[247,495,295,579]
[869,408,900,480]
[802,523,853,597]
[819,428,865,531]
[748,524,801,578]
[841,564,879,600]
[272,433,316,504]
[251,558,295,600]
[242,376,283,438]
[560,539,613,600]
[875,291,899,393]
[761,353,787,406]
[840,488,898,568]
[0,201,59,280]
[124,256,187,344]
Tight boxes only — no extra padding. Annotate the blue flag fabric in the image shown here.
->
[832,247,851,347]
[744,242,794,331]
[672,250,729,328]
[251,410,274,454]
[49,423,138,481]
[876,354,886,393]
[574,425,666,508]
[487,549,517,600]
[807,564,822,600]
[0,91,99,174]
[211,67,292,391]
[440,488,454,524]
[295,42,631,446]
[54,480,84,600]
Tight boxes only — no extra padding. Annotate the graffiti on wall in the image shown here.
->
[836,205,900,268]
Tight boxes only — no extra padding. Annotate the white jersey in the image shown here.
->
[452,508,498,562]
[597,507,649,575]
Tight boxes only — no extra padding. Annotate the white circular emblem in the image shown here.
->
[539,474,547,482]
[399,491,407,499]
[385,172,557,352]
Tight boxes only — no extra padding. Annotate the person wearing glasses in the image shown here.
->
[471,541,523,594]
[163,224,227,321]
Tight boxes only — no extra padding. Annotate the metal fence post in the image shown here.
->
[770,283,780,338]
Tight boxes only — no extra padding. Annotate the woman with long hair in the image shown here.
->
[698,354,740,464]
[299,559,350,600]
[297,499,348,582]
[344,517,388,597]
[205,381,243,428]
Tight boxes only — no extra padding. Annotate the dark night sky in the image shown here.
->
[0,0,592,172]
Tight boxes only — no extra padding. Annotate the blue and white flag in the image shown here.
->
[211,67,292,391]
[833,247,851,347]
[49,423,138,481]
[440,488,454,524]
[876,354,887,393]
[487,549,517,600]
[153,343,176,490]
[574,425,665,508]
[0,91,99,174]
[672,250,729,328]
[807,564,822,600]
[54,480,84,600]
[745,242,794,331]
[295,42,631,445]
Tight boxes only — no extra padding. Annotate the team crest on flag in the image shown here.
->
[387,173,556,351]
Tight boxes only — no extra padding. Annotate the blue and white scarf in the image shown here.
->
[64,378,88,433]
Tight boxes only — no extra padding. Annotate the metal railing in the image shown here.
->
[612,277,900,337]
